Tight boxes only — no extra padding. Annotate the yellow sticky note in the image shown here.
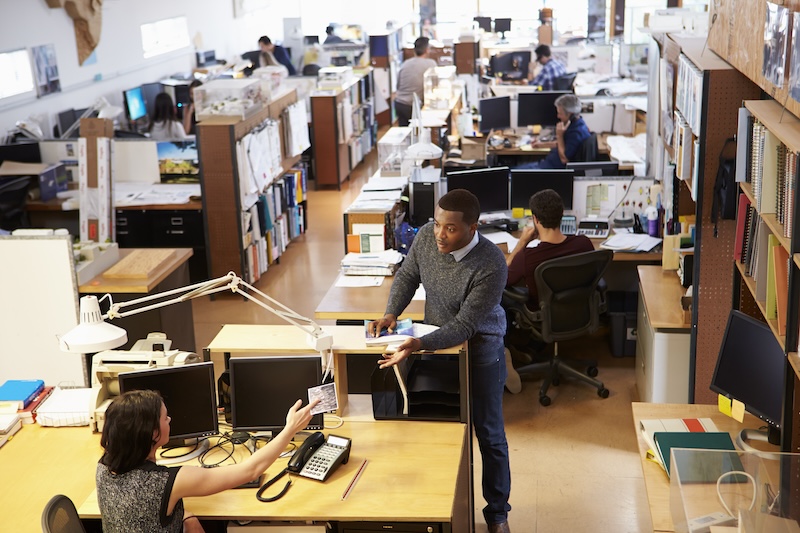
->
[511,208,524,219]
[718,394,732,416]
[731,399,745,423]
[524,209,532,216]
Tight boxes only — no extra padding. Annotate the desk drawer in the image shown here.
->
[115,210,151,247]
[152,211,204,247]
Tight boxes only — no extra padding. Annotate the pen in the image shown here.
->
[341,458,368,500]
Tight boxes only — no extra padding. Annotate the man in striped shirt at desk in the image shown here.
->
[529,45,567,90]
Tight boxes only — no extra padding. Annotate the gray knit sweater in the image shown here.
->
[386,223,507,350]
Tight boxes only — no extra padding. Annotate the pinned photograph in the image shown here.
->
[32,44,61,97]
[763,2,789,88]
[308,382,338,415]
[789,13,800,102]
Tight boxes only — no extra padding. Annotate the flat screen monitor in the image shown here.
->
[478,96,510,133]
[710,310,785,445]
[140,82,163,119]
[474,16,492,32]
[445,166,510,214]
[566,161,620,177]
[124,86,147,122]
[489,51,531,82]
[0,142,41,165]
[494,18,512,34]
[118,362,218,442]
[517,91,570,128]
[230,356,324,433]
[510,169,574,210]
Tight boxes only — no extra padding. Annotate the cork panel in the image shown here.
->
[311,95,339,186]
[694,68,762,404]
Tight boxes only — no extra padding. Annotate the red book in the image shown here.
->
[734,193,751,263]
[17,386,55,425]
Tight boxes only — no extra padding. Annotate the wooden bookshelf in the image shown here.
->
[734,261,786,351]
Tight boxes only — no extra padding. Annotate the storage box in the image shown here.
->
[194,78,265,121]
[317,66,353,89]
[461,136,488,161]
[79,118,114,138]
[608,291,637,357]
[377,126,413,176]
[424,65,458,109]
[38,163,68,202]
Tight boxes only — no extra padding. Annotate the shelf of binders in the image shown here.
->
[734,261,785,351]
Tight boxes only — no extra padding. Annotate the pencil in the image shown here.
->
[341,458,368,500]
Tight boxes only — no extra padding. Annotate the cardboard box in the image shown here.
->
[461,136,488,161]
[79,118,114,138]
[538,25,553,46]
[38,163,68,202]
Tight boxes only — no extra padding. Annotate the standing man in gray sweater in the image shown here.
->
[394,37,437,126]
[368,190,512,533]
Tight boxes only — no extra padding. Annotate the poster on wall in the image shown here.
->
[789,13,800,102]
[763,2,789,88]
[32,44,61,97]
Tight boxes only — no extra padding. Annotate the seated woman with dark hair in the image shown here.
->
[149,93,186,141]
[96,390,318,533]
[517,94,590,170]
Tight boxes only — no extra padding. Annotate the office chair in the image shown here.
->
[0,175,34,231]
[574,132,599,163]
[553,72,578,91]
[503,249,612,406]
[302,63,321,76]
[41,494,86,533]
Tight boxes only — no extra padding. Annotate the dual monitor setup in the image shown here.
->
[473,16,512,40]
[122,81,190,131]
[116,356,325,462]
[478,91,569,133]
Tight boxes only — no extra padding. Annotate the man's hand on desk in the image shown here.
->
[367,314,398,337]
[378,337,422,369]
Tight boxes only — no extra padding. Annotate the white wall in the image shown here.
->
[0,0,414,136]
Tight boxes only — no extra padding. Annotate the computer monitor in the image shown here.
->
[445,166,510,214]
[478,96,511,133]
[123,86,147,122]
[140,82,163,119]
[494,17,512,35]
[517,91,570,128]
[229,356,324,433]
[510,169,574,210]
[473,16,492,32]
[489,51,531,82]
[118,362,218,463]
[566,161,620,177]
[710,310,785,446]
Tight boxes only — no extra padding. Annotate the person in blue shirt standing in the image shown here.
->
[529,45,567,90]
[517,94,590,170]
[258,36,297,76]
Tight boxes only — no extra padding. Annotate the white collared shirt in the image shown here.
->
[450,231,479,262]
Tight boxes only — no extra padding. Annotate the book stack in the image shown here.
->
[341,250,403,276]
[0,413,22,449]
[0,379,45,410]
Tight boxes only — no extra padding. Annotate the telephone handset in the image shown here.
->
[288,431,352,481]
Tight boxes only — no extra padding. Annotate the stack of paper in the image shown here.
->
[600,233,661,252]
[341,250,404,276]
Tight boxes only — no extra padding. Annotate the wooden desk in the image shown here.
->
[631,402,765,532]
[80,248,195,353]
[77,417,470,530]
[315,274,425,322]
[0,424,102,532]
[204,324,466,417]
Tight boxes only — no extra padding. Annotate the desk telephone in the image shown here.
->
[256,432,351,502]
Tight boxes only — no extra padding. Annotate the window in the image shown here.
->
[0,48,34,100]
[140,16,191,59]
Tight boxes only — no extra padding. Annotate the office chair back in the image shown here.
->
[302,63,321,76]
[41,494,86,533]
[553,72,578,91]
[574,132,598,163]
[0,175,34,231]
[534,249,613,342]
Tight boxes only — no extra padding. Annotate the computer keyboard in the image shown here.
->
[576,219,610,239]
[560,215,577,235]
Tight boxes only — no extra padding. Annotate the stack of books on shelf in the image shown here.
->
[675,54,704,133]
[748,119,797,239]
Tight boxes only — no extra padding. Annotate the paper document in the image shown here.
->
[364,318,439,345]
[600,233,661,252]
[36,388,92,427]
[334,275,384,287]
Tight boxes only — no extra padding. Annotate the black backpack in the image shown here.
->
[711,137,737,237]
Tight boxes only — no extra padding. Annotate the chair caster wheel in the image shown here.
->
[587,366,598,377]
[552,377,560,386]
[539,395,551,406]
[598,388,609,399]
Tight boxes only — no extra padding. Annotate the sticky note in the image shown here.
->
[731,399,745,423]
[718,394,732,416]
[511,208,524,219]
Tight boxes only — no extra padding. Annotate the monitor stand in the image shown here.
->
[156,437,210,466]
[735,428,782,460]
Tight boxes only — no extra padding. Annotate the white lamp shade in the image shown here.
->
[59,296,128,353]
[406,141,443,160]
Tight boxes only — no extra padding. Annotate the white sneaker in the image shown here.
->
[504,348,522,394]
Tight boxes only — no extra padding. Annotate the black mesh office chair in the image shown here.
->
[574,132,598,162]
[503,249,612,406]
[553,72,578,91]
[302,63,321,76]
[0,175,34,231]
[41,494,86,533]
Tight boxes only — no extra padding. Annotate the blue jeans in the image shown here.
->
[470,334,511,524]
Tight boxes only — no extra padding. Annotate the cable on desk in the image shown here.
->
[198,434,238,467]
[158,439,203,461]
[716,470,756,517]
[324,413,344,429]
[607,173,638,224]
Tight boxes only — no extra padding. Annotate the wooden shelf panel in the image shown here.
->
[794,253,800,270]
[745,100,800,154]
[735,261,786,351]
[738,183,791,253]
[789,352,800,382]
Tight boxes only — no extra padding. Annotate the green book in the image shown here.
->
[653,431,743,482]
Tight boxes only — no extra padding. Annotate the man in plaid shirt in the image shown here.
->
[529,45,567,90]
